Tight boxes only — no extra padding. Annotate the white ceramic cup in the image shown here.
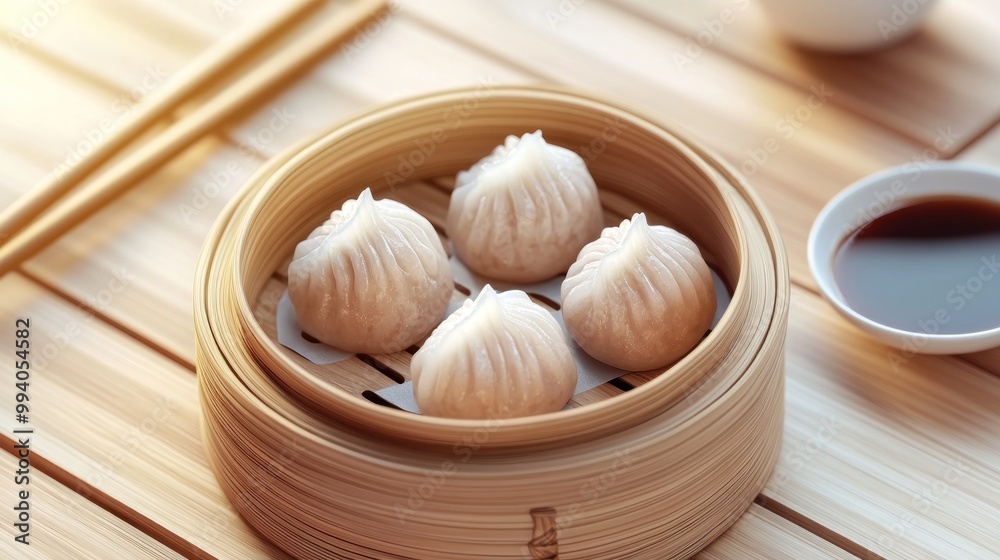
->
[808,162,1000,355]
[757,0,939,52]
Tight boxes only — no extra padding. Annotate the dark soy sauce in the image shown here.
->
[834,197,1000,335]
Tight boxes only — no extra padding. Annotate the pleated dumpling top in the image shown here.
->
[446,130,604,282]
[287,188,453,354]
[561,213,717,371]
[411,285,578,419]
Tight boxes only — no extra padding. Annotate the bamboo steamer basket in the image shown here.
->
[194,86,790,559]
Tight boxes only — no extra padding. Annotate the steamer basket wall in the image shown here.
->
[194,86,790,559]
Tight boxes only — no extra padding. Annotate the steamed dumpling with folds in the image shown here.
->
[561,213,716,371]
[447,130,603,283]
[287,188,453,354]
[411,285,578,419]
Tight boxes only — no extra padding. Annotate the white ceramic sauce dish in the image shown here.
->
[757,0,939,52]
[809,162,1000,355]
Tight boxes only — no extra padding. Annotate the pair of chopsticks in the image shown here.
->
[0,0,387,275]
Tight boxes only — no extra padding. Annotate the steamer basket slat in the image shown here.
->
[194,86,789,559]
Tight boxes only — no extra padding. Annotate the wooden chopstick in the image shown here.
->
[0,0,387,276]
[0,0,328,243]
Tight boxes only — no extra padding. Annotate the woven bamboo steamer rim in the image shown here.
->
[194,86,790,558]
[214,86,779,449]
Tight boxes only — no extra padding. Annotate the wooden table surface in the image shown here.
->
[2,0,1000,558]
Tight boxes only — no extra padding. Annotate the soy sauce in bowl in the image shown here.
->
[833,197,1000,336]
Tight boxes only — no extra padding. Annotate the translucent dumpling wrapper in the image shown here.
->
[561,213,717,371]
[447,130,604,283]
[287,188,453,354]
[412,285,578,419]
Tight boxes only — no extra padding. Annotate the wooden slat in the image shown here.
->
[0,149,49,207]
[0,47,126,169]
[108,0,300,36]
[964,339,1000,376]
[0,274,291,559]
[0,0,197,94]
[609,0,1000,153]
[696,505,856,560]
[25,138,257,364]
[0,452,183,559]
[1,0,534,162]
[228,17,534,160]
[960,122,1000,165]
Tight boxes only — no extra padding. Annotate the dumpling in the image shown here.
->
[287,188,453,354]
[561,213,716,371]
[411,285,578,419]
[446,130,604,283]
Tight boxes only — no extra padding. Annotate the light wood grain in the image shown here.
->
[609,0,1000,153]
[771,289,1000,559]
[0,452,183,560]
[3,0,333,90]
[0,0,387,275]
[0,47,126,169]
[0,273,291,559]
[696,505,857,560]
[0,0,199,101]
[1,1,533,163]
[108,0,305,37]
[0,0,329,242]
[25,138,257,365]
[960,120,1000,167]
[0,150,48,207]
